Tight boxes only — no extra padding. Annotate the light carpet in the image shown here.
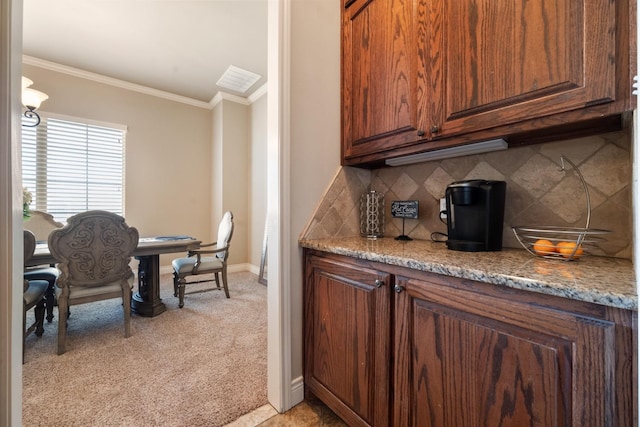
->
[23,271,268,427]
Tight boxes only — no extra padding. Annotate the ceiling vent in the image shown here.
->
[216,65,261,94]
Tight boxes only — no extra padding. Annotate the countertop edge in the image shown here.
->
[300,237,637,311]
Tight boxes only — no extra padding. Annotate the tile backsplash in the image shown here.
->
[302,128,632,259]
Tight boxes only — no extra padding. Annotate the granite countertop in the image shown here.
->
[299,236,637,311]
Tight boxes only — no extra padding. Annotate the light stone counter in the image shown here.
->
[300,236,637,311]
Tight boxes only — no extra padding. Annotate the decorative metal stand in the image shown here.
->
[360,190,385,238]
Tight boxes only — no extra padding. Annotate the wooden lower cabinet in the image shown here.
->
[303,250,636,427]
[304,251,392,426]
[393,273,635,426]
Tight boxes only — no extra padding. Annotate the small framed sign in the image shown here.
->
[391,200,419,219]
[391,200,418,241]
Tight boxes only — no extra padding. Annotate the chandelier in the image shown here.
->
[21,77,48,127]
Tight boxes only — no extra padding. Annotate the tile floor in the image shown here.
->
[226,394,348,426]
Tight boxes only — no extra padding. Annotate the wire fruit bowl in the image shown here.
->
[512,225,609,260]
[511,155,610,261]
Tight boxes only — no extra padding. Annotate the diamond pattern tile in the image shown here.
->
[391,173,419,200]
[464,161,505,182]
[581,143,631,196]
[540,175,589,223]
[424,167,454,199]
[302,129,632,258]
[511,154,564,199]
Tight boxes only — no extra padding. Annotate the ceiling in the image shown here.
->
[22,0,268,104]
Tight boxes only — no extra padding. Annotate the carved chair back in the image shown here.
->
[24,229,37,267]
[215,211,234,262]
[48,210,139,289]
[24,210,64,242]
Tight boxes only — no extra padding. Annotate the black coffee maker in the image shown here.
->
[445,180,506,252]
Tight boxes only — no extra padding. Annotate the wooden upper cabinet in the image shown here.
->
[433,0,618,138]
[342,0,425,161]
[342,0,634,166]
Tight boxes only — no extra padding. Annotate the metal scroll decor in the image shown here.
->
[360,190,384,238]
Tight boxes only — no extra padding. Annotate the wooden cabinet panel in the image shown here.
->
[393,275,620,427]
[414,307,569,426]
[304,254,391,427]
[434,0,617,138]
[341,0,634,167]
[304,250,635,427]
[342,0,424,160]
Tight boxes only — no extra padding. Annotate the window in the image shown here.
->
[22,114,126,223]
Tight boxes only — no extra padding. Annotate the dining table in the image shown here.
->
[28,235,201,317]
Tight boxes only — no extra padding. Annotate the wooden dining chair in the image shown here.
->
[172,211,234,308]
[23,230,48,363]
[48,210,139,354]
[23,210,64,241]
[24,210,64,322]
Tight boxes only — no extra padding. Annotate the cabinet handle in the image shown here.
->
[417,130,425,137]
[394,284,403,293]
[431,125,440,134]
[374,279,383,288]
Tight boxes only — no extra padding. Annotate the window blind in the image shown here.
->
[22,115,125,223]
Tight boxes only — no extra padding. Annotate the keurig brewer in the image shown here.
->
[445,180,506,251]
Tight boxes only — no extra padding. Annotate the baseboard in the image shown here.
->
[291,376,304,407]
[247,263,260,276]
[228,263,252,273]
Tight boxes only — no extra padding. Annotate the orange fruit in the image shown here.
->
[532,239,556,255]
[556,241,584,259]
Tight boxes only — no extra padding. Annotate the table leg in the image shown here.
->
[131,255,166,317]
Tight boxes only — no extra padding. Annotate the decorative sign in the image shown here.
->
[391,200,419,219]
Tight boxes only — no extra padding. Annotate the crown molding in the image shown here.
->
[210,91,250,107]
[248,83,268,103]
[210,82,268,108]
[23,55,267,110]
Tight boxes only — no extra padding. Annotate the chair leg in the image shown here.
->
[122,285,132,338]
[34,299,45,337]
[57,296,68,355]
[173,271,179,297]
[23,304,27,364]
[214,273,221,290]
[45,281,55,322]
[23,298,46,363]
[222,267,230,298]
[178,279,186,308]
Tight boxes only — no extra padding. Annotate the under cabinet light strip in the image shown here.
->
[385,138,508,166]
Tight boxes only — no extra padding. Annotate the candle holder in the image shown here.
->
[360,190,384,238]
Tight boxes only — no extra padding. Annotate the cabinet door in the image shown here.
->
[432,0,617,138]
[393,275,618,427]
[342,0,427,161]
[305,254,391,427]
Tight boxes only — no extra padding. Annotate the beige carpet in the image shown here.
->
[23,271,268,427]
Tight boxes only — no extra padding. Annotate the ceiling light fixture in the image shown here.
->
[21,76,48,127]
[384,138,508,167]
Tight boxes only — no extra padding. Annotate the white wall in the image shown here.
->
[212,98,251,265]
[250,94,268,268]
[0,0,25,423]
[287,0,341,393]
[265,0,340,410]
[635,5,639,423]
[22,64,215,267]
